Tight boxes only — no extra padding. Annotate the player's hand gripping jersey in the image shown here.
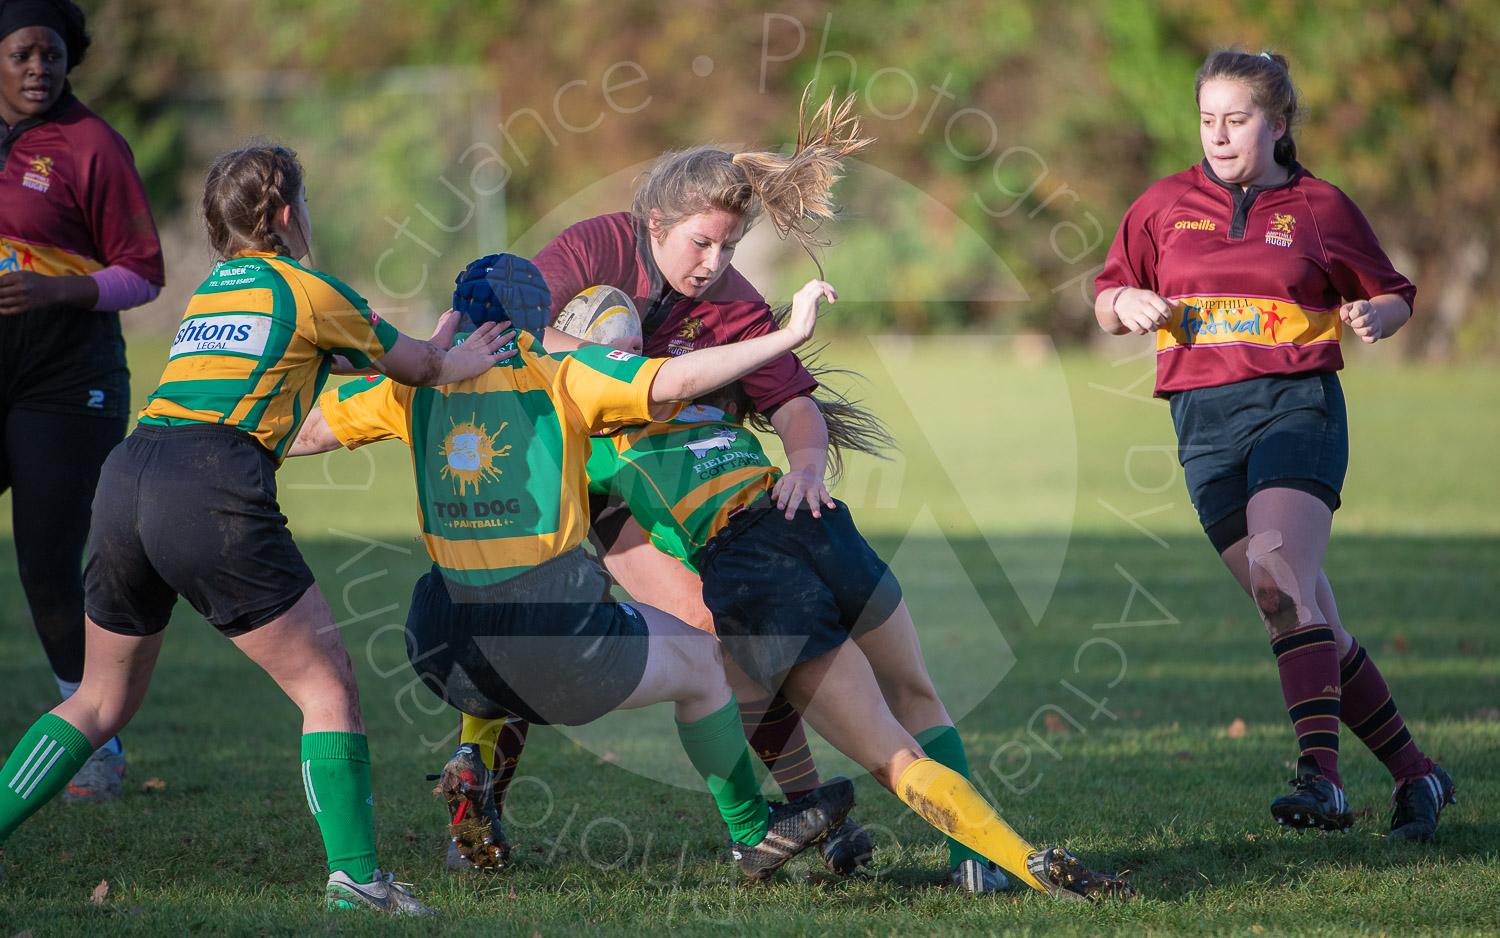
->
[1097,164,1416,396]
[319,333,676,588]
[137,254,398,461]
[585,404,780,572]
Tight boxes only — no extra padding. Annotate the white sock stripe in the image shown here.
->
[21,746,67,800]
[1426,775,1442,805]
[7,735,49,786]
[302,761,323,814]
[11,738,57,794]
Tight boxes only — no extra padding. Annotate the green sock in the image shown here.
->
[1,714,94,843]
[916,725,989,869]
[677,697,768,845]
[300,732,378,882]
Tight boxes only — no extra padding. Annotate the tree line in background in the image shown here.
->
[75,0,1498,357]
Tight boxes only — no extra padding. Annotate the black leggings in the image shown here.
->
[2,407,126,682]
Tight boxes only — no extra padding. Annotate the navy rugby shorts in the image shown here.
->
[405,548,649,726]
[700,494,903,691]
[85,423,316,636]
[1169,371,1348,554]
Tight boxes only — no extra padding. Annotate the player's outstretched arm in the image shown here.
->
[372,320,515,387]
[649,279,833,404]
[288,407,341,457]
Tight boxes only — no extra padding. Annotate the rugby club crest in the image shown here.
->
[1265,213,1296,247]
[23,156,53,193]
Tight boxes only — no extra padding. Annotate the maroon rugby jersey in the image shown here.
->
[1097,162,1415,396]
[532,212,817,412]
[0,92,164,287]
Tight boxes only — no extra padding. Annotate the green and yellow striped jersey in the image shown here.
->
[137,252,398,462]
[320,333,676,587]
[586,405,780,573]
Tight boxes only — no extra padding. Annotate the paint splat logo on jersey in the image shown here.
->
[1265,212,1296,247]
[22,156,53,193]
[440,417,512,495]
[668,316,706,355]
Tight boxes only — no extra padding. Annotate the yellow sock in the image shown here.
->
[894,757,1046,892]
[460,713,507,771]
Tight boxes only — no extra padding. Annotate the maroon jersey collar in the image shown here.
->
[633,215,683,341]
[1199,159,1305,240]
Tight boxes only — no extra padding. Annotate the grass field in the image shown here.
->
[2,334,1497,936]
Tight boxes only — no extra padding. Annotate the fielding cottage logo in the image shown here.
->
[22,156,53,193]
[1265,213,1297,247]
[1175,218,1216,231]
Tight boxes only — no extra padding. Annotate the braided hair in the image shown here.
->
[1196,49,1304,167]
[202,145,305,260]
[631,87,874,268]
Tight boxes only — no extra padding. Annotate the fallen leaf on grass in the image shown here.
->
[1043,713,1070,735]
[141,778,167,793]
[1391,635,1410,654]
[1227,718,1247,739]
[90,880,109,904]
[1175,750,1196,761]
[594,751,619,765]
[1252,926,1265,934]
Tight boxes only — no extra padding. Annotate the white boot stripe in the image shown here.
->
[21,746,67,799]
[12,738,57,794]
[9,736,52,790]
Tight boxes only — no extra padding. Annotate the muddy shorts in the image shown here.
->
[700,495,903,691]
[84,423,315,636]
[405,547,650,726]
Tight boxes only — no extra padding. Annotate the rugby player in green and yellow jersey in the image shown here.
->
[289,255,855,882]
[582,382,1136,901]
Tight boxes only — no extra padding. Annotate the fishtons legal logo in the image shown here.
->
[1265,213,1296,247]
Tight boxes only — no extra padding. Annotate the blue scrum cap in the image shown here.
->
[452,253,552,339]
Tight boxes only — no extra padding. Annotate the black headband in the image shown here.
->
[0,2,73,60]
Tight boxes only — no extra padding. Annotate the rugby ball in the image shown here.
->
[554,286,643,347]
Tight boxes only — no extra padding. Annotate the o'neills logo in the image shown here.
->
[1175,218,1216,231]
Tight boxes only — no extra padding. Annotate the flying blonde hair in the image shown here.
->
[631,87,874,266]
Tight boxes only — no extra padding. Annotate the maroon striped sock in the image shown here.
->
[741,694,820,802]
[1339,637,1429,782]
[1271,624,1342,787]
[492,718,530,815]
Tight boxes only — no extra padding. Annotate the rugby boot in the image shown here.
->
[1271,755,1352,832]
[1024,847,1135,901]
[432,744,510,870]
[816,817,873,875]
[951,858,1010,893]
[63,745,125,803]
[1389,761,1456,842]
[325,869,437,915]
[732,776,854,882]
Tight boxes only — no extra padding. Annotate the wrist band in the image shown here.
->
[1112,288,1127,314]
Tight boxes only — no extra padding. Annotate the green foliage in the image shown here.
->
[67,0,1500,353]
